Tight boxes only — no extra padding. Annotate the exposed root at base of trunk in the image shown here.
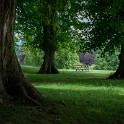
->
[17,81,47,106]
[5,78,47,106]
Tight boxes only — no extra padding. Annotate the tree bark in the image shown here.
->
[37,0,59,74]
[0,0,45,105]
[108,45,124,79]
[38,50,59,74]
[38,25,59,74]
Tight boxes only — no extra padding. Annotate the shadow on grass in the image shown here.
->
[36,85,124,124]
[21,66,124,123]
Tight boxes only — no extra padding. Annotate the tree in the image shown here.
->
[83,0,124,79]
[23,48,43,67]
[109,45,124,79]
[15,0,84,74]
[0,0,45,105]
[55,48,80,69]
[16,0,66,74]
[37,0,59,74]
[94,50,119,70]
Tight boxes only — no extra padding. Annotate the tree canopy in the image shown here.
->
[15,0,86,74]
[15,0,85,51]
[82,0,124,53]
[81,0,124,79]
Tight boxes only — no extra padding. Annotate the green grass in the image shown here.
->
[24,66,124,124]
[0,66,124,124]
[36,83,124,123]
[0,105,57,124]
[23,66,114,82]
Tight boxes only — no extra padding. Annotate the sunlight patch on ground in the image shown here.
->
[35,83,123,94]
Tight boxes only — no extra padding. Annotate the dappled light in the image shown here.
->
[35,83,124,103]
[35,82,124,124]
[21,65,123,123]
[1,0,124,123]
[36,83,123,93]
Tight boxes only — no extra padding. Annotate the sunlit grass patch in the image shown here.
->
[35,83,124,101]
[21,66,124,124]
[35,83,124,124]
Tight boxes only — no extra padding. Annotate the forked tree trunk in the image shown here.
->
[0,0,45,105]
[108,45,124,79]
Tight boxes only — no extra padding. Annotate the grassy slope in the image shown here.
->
[0,66,124,124]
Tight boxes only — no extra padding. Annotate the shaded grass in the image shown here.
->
[36,84,124,124]
[22,66,39,74]
[0,105,60,124]
[22,66,124,124]
[0,66,123,124]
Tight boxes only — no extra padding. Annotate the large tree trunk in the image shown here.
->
[38,1,59,74]
[38,25,59,74]
[38,50,59,74]
[108,45,124,79]
[0,0,45,105]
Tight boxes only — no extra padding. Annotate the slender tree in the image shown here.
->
[0,0,45,104]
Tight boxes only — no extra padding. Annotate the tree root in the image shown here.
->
[10,79,47,106]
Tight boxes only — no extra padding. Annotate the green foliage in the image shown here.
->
[22,47,80,69]
[55,48,80,69]
[15,0,85,53]
[21,46,119,70]
[83,0,124,53]
[94,51,119,70]
[23,48,43,67]
[22,47,119,71]
[16,0,44,49]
